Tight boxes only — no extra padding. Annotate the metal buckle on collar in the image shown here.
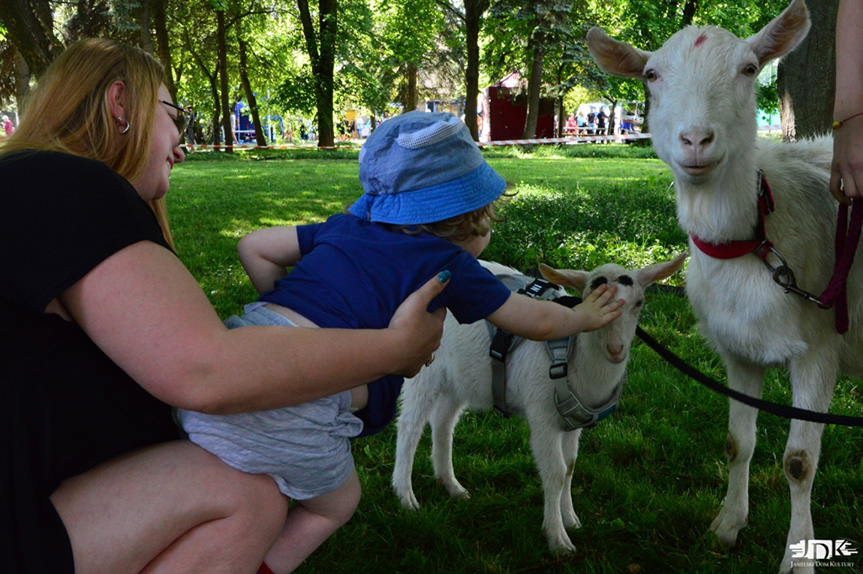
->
[759,243,831,309]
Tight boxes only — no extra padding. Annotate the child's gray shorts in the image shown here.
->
[176,304,364,500]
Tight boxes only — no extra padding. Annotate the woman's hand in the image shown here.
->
[831,125,863,204]
[387,271,450,377]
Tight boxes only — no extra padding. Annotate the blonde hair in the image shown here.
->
[0,38,174,248]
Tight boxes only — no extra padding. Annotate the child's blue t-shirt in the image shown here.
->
[258,213,512,437]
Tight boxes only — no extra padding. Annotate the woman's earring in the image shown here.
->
[116,115,131,135]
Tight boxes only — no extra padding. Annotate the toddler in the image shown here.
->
[178,111,622,573]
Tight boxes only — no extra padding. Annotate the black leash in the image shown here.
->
[635,325,863,427]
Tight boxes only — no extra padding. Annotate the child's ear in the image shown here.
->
[539,264,589,293]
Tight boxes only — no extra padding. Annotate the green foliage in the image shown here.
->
[165,151,862,574]
[273,71,319,116]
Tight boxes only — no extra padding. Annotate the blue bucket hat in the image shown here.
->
[349,111,506,225]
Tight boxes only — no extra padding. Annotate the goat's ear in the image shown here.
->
[746,0,810,66]
[586,27,651,79]
[539,264,590,292]
[635,252,688,287]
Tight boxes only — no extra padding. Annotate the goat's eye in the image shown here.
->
[644,69,658,82]
[742,63,758,77]
[634,299,644,308]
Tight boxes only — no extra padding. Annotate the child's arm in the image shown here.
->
[237,226,303,294]
[485,284,622,341]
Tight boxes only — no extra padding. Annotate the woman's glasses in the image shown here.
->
[160,100,190,136]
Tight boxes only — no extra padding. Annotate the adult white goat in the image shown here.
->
[392,256,685,553]
[587,1,862,572]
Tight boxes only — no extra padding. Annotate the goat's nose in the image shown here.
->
[607,343,624,356]
[679,128,715,150]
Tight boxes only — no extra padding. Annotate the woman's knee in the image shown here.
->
[196,450,288,536]
[50,440,288,572]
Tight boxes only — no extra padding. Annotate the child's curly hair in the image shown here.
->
[406,202,502,241]
[386,185,515,241]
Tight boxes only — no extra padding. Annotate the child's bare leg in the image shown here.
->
[264,468,361,573]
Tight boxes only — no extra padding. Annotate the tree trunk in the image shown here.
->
[137,0,154,55]
[0,0,63,77]
[777,1,837,140]
[297,0,337,147]
[216,9,234,151]
[209,78,221,147]
[463,0,487,141]
[152,0,176,99]
[238,37,267,146]
[681,0,699,27]
[316,0,337,147]
[14,48,31,114]
[522,39,544,139]
[606,98,618,134]
[186,37,220,147]
[405,62,418,112]
[557,96,564,138]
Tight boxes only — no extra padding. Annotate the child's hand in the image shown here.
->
[576,284,624,332]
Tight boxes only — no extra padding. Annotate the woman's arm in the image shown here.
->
[831,0,863,202]
[59,240,447,414]
[237,226,302,294]
[485,283,621,341]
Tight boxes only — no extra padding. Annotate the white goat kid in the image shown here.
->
[587,2,863,572]
[393,256,686,553]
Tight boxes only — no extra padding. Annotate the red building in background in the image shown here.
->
[481,72,555,142]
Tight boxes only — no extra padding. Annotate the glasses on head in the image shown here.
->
[160,100,190,136]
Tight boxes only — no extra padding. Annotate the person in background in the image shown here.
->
[184,105,196,147]
[0,38,446,574]
[831,0,863,204]
[596,106,609,137]
[566,112,577,134]
[3,115,14,136]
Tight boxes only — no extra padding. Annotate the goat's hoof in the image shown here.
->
[396,492,420,510]
[547,534,577,554]
[708,513,744,548]
[439,480,470,499]
[563,511,581,530]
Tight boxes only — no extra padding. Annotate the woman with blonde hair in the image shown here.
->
[0,38,447,573]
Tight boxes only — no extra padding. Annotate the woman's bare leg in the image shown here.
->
[50,440,287,574]
[263,469,361,573]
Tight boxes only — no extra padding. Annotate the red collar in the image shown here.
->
[690,171,775,260]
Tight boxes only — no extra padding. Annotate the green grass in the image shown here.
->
[167,145,863,574]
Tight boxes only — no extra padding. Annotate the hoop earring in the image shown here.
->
[116,115,131,135]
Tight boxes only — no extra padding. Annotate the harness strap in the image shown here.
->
[487,278,627,431]
[554,372,627,432]
[490,328,515,417]
[819,201,863,334]
[488,276,561,418]
[546,337,571,380]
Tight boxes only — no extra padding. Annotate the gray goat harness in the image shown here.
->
[487,273,626,432]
